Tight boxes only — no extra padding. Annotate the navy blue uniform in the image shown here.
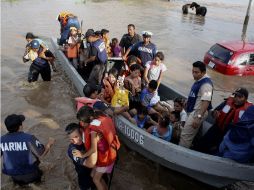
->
[131,42,157,66]
[87,39,107,85]
[67,144,94,190]
[1,132,44,184]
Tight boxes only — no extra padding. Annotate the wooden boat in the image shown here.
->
[51,38,254,188]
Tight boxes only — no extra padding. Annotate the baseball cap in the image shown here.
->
[85,29,95,38]
[93,101,109,111]
[233,87,249,98]
[142,31,153,37]
[4,114,25,132]
[29,40,40,49]
[70,27,77,31]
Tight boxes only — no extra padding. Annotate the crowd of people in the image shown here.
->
[1,11,254,189]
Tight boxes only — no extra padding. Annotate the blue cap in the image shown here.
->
[30,40,40,49]
[93,101,109,111]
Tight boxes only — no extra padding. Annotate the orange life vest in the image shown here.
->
[66,42,80,59]
[75,97,98,111]
[84,116,120,167]
[216,97,252,132]
[103,77,115,104]
[58,11,74,27]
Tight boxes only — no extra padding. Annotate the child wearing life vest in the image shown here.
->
[66,27,81,69]
[75,106,120,190]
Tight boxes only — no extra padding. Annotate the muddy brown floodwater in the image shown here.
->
[1,0,254,189]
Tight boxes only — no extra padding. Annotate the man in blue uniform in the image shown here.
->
[65,123,95,190]
[84,29,108,85]
[123,31,157,67]
[1,114,54,185]
[25,40,53,82]
[179,61,213,148]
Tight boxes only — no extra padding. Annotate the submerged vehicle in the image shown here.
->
[204,41,254,76]
[51,38,254,188]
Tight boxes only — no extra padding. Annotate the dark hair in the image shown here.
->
[155,52,164,61]
[137,106,148,116]
[130,63,141,72]
[77,106,103,124]
[128,24,135,29]
[101,29,109,35]
[65,123,80,135]
[174,97,185,107]
[108,68,118,79]
[148,80,158,90]
[171,111,180,121]
[83,84,100,98]
[26,32,38,39]
[127,55,137,66]
[112,38,118,43]
[193,61,206,72]
[159,115,170,128]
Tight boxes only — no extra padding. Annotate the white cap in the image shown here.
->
[142,31,153,37]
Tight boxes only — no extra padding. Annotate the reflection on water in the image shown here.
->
[181,14,206,27]
[1,0,254,189]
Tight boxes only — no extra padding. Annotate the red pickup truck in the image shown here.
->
[204,41,254,76]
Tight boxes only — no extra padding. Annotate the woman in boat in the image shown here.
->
[143,51,167,88]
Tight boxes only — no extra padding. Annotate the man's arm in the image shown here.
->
[29,136,55,158]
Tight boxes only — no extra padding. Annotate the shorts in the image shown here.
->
[95,162,114,174]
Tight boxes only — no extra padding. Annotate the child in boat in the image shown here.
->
[123,55,138,76]
[67,27,81,69]
[140,80,165,116]
[147,115,172,142]
[173,97,187,127]
[101,29,112,57]
[102,68,118,104]
[169,111,182,144]
[24,32,57,72]
[143,51,166,87]
[130,105,158,129]
[110,38,121,57]
[75,106,120,190]
[124,64,142,94]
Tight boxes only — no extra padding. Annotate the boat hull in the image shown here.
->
[51,38,254,188]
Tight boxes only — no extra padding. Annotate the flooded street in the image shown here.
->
[1,0,254,189]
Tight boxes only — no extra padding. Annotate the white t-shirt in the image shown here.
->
[180,109,187,122]
[145,61,167,81]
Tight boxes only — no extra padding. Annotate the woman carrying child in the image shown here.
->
[75,106,120,190]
